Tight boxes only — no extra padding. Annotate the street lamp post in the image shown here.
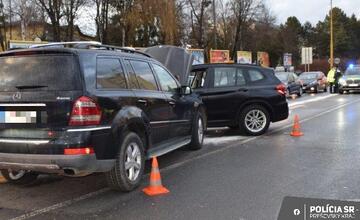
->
[330,0,334,69]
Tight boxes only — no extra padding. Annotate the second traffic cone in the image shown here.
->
[142,157,169,196]
[290,115,303,137]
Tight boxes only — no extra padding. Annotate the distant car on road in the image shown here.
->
[190,64,289,136]
[338,64,360,94]
[275,72,303,97]
[299,71,327,93]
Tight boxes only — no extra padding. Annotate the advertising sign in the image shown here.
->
[257,52,270,67]
[237,51,252,64]
[210,49,230,63]
[188,49,205,65]
[283,53,292,67]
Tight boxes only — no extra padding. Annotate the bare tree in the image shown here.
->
[94,0,110,43]
[229,0,263,58]
[63,0,86,41]
[36,0,63,41]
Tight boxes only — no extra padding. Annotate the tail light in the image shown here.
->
[69,96,101,126]
[276,84,286,95]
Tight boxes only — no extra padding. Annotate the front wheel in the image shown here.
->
[339,89,344,94]
[0,169,38,185]
[188,111,205,150]
[105,132,145,192]
[298,87,303,97]
[239,105,270,136]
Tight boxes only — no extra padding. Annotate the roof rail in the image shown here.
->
[30,41,151,58]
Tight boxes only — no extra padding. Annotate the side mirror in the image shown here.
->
[180,86,192,95]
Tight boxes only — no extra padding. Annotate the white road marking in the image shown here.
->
[9,96,360,220]
[288,94,337,108]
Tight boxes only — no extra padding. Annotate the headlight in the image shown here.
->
[339,78,346,85]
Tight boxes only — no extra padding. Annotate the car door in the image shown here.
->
[200,66,248,123]
[151,63,193,139]
[124,59,170,145]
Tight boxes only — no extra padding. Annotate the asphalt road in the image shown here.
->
[1,92,360,220]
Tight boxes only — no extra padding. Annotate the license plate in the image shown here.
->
[0,111,37,123]
[349,84,358,87]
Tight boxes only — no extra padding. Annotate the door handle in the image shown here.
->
[168,101,176,106]
[137,99,148,105]
[238,88,248,92]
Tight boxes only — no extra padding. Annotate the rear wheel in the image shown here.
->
[188,111,205,150]
[0,169,38,185]
[239,105,270,136]
[339,89,344,94]
[324,86,327,92]
[105,132,145,192]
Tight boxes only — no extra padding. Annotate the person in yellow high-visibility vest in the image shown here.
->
[327,67,336,93]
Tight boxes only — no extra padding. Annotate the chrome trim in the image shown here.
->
[66,126,111,132]
[0,139,49,145]
[0,103,46,107]
[150,120,190,125]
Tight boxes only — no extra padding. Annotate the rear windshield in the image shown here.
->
[0,54,81,92]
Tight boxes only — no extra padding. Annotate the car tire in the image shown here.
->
[339,89,344,94]
[105,132,145,192]
[188,111,205,150]
[239,105,270,136]
[298,87,303,97]
[324,86,327,92]
[0,169,38,185]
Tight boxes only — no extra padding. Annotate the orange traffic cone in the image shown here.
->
[142,157,169,196]
[290,115,303,137]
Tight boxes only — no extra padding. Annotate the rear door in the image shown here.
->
[125,59,171,145]
[0,52,83,131]
[200,66,248,122]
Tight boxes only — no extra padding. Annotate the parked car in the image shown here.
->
[299,71,327,93]
[275,72,303,96]
[0,43,206,191]
[190,64,289,136]
[338,65,360,94]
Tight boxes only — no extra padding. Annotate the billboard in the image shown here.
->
[257,52,270,67]
[283,53,292,67]
[210,49,230,63]
[188,49,205,65]
[237,51,252,64]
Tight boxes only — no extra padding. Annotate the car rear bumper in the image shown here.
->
[0,153,115,176]
[271,101,289,122]
[0,126,115,175]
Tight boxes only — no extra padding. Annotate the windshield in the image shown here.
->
[344,66,360,75]
[299,72,317,80]
[275,72,288,82]
[0,54,80,92]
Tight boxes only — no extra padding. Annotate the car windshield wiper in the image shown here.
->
[15,85,48,90]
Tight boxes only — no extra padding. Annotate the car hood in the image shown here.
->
[144,45,194,85]
[301,79,316,84]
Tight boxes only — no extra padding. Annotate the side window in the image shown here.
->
[124,60,139,89]
[96,58,127,89]
[190,69,207,89]
[152,64,178,92]
[248,69,265,82]
[130,60,158,91]
[236,68,246,86]
[214,67,236,87]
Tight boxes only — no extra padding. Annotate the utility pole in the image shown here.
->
[212,0,216,48]
[8,0,11,40]
[0,0,6,51]
[329,0,334,69]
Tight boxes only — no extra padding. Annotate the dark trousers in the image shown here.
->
[330,82,339,93]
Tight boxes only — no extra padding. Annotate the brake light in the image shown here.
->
[276,84,286,95]
[69,96,101,126]
[64,147,94,155]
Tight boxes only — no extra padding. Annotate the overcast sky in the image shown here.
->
[264,0,360,25]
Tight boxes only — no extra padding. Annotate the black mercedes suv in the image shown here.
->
[190,64,288,136]
[0,43,206,191]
